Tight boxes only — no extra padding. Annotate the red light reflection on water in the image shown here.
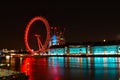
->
[49,57,61,80]
[54,76,59,80]
[21,58,32,80]
[20,57,61,80]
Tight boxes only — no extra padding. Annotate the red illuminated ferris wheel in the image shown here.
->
[24,16,50,53]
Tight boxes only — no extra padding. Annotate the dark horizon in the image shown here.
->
[0,3,120,49]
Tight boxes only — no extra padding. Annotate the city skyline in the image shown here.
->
[0,3,120,49]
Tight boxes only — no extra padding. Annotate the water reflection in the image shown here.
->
[1,56,120,80]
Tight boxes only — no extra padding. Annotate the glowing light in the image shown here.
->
[103,39,106,42]
[52,35,57,45]
[27,63,29,65]
[69,47,86,54]
[24,16,50,53]
[7,64,10,66]
[6,55,10,59]
[48,48,65,55]
[92,45,117,55]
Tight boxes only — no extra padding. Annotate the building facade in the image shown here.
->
[48,43,120,55]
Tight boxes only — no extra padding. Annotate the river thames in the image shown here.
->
[0,56,120,80]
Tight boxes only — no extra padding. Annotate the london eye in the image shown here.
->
[24,16,50,54]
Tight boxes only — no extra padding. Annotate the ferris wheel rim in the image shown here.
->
[24,16,50,53]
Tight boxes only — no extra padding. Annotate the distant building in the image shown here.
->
[48,40,120,55]
[49,27,65,46]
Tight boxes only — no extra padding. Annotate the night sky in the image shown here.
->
[0,3,120,49]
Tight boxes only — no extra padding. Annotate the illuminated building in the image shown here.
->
[49,27,65,46]
[23,16,120,55]
[48,40,120,55]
